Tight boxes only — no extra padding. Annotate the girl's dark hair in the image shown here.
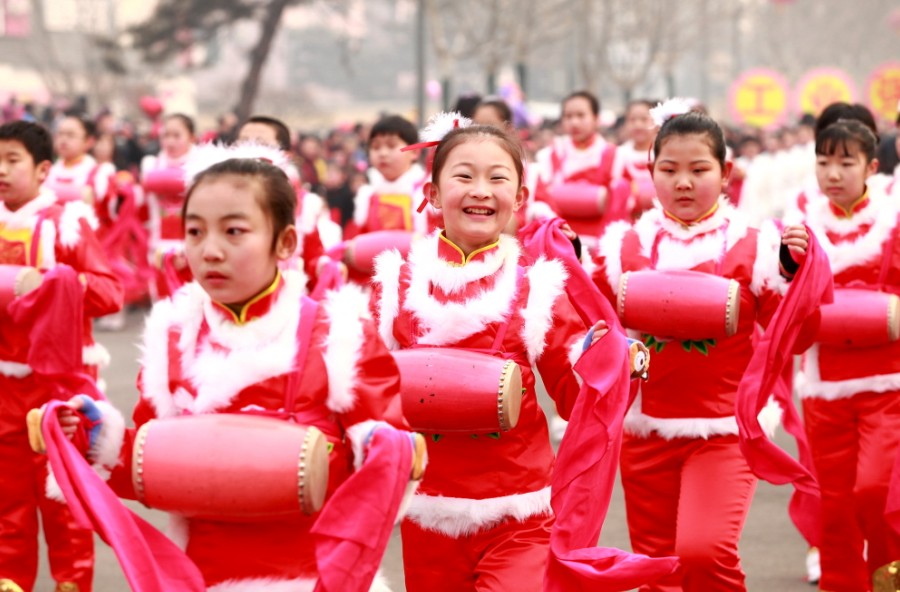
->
[563,91,600,116]
[431,125,525,189]
[165,113,196,137]
[64,112,97,139]
[815,102,878,143]
[244,115,292,151]
[475,97,513,126]
[183,158,296,251]
[652,110,727,169]
[815,119,878,163]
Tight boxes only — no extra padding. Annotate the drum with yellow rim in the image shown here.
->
[617,270,742,341]
[816,288,900,348]
[133,414,329,521]
[392,348,523,434]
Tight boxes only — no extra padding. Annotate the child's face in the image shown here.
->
[0,140,50,211]
[815,143,878,211]
[426,138,525,255]
[562,97,598,145]
[54,117,92,162]
[368,133,416,182]
[624,104,655,148]
[161,119,194,160]
[238,122,280,149]
[651,133,730,223]
[184,175,294,308]
[473,105,506,129]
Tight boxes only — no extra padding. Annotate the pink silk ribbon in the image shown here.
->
[40,400,207,591]
[735,226,833,548]
[313,426,414,592]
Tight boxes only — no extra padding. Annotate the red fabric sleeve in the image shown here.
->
[59,217,124,317]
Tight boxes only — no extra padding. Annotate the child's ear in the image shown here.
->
[424,181,440,209]
[35,160,51,183]
[513,185,528,212]
[721,160,733,189]
[275,225,298,261]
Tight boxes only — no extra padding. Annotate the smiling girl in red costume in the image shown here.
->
[372,118,617,592]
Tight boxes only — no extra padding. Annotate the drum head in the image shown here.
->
[300,426,329,514]
[499,361,523,431]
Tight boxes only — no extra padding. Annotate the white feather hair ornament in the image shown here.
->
[183,141,291,188]
[649,97,695,128]
[420,111,472,143]
[402,111,473,152]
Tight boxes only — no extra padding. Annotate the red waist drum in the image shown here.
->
[817,288,900,347]
[348,230,413,274]
[617,270,742,340]
[0,265,42,308]
[133,414,329,521]
[392,348,522,433]
[143,168,186,199]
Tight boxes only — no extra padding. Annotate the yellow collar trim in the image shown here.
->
[664,202,720,228]
[215,270,282,325]
[830,189,869,219]
[439,233,500,266]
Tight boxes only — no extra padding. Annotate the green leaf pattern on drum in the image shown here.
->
[643,334,717,355]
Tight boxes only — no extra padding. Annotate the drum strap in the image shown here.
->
[284,296,319,420]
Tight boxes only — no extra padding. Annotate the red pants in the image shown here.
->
[0,432,94,591]
[401,512,553,592]
[804,391,900,592]
[621,433,757,592]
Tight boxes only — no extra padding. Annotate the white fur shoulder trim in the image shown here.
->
[0,359,32,377]
[59,200,98,247]
[597,221,632,293]
[406,487,552,538]
[321,283,369,413]
[520,257,568,364]
[354,184,376,227]
[751,219,789,297]
[372,248,405,350]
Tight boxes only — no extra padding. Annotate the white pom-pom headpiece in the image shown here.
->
[184,141,291,188]
[401,111,473,152]
[649,97,695,128]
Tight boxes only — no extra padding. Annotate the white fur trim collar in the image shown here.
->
[403,233,520,346]
[0,188,56,227]
[804,183,899,275]
[406,487,551,538]
[139,271,306,418]
[630,200,749,273]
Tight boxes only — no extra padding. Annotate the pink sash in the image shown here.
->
[735,226,832,548]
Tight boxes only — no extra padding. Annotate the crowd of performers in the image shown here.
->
[0,89,899,592]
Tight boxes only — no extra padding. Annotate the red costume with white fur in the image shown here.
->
[533,134,621,246]
[97,270,399,591]
[787,179,900,591]
[592,200,788,591]
[0,188,123,591]
[353,164,428,235]
[373,233,587,592]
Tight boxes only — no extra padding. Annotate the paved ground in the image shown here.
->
[34,308,818,591]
